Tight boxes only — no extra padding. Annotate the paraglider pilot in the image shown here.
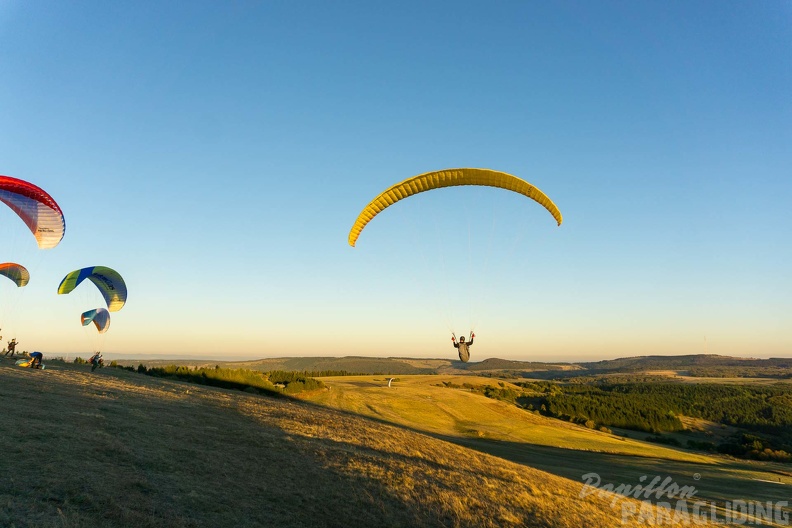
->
[89,352,104,372]
[4,338,17,357]
[452,332,474,363]
[28,351,43,369]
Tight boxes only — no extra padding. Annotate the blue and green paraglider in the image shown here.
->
[81,308,111,334]
[57,266,127,312]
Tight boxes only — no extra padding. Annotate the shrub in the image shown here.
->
[121,364,325,396]
[686,440,716,452]
[645,435,681,447]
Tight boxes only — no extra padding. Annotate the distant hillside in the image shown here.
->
[117,356,439,375]
[464,354,792,378]
[576,355,792,376]
[112,354,792,379]
[463,357,580,373]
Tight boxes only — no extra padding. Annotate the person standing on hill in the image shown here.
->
[89,352,104,372]
[451,333,474,363]
[4,338,17,357]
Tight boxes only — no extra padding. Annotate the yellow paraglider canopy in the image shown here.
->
[348,168,562,247]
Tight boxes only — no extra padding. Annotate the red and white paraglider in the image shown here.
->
[0,175,65,249]
[0,175,65,358]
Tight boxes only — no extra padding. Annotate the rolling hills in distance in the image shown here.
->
[114,353,792,378]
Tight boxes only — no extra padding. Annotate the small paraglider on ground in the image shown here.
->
[15,351,44,369]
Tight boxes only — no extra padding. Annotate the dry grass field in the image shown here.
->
[301,375,792,519]
[302,375,713,460]
[0,359,710,528]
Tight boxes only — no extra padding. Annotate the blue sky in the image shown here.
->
[0,1,789,361]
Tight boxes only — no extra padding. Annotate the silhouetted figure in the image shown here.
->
[89,352,104,372]
[4,338,18,357]
[452,333,474,363]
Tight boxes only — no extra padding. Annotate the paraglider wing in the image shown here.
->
[0,263,30,287]
[0,176,65,249]
[81,308,111,333]
[348,168,563,247]
[58,266,127,312]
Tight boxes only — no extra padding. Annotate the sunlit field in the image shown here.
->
[301,375,792,519]
[0,360,688,527]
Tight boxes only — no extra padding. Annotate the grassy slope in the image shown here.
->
[301,375,792,514]
[303,376,713,461]
[0,360,673,528]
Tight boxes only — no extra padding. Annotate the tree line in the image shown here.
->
[107,363,326,395]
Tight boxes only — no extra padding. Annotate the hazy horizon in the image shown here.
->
[42,349,786,365]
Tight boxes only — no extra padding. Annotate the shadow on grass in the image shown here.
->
[0,361,549,528]
[247,369,792,516]
[432,434,792,507]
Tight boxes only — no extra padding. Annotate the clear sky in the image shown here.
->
[1,1,789,361]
